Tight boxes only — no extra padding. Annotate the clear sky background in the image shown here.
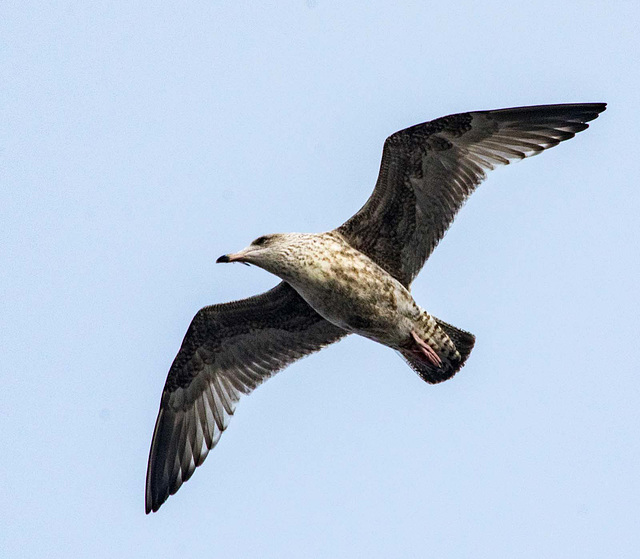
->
[2,2,638,558]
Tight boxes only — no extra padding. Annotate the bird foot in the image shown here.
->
[411,331,442,367]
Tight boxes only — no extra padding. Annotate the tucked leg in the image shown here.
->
[411,330,442,367]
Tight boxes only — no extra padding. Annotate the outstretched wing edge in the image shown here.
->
[146,282,346,513]
[337,103,606,286]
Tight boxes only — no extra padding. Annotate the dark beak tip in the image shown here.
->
[216,254,230,264]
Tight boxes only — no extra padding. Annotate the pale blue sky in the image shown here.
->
[2,2,639,558]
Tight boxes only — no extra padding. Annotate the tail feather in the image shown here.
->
[399,314,475,384]
[433,317,476,366]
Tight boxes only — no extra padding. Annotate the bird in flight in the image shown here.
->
[146,103,605,513]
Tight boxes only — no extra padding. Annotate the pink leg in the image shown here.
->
[411,331,442,367]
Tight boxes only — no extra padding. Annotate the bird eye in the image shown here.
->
[253,235,270,246]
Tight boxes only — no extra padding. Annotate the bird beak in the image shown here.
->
[216,247,252,264]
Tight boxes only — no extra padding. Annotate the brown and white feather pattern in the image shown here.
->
[338,103,606,286]
[145,282,345,513]
[146,103,605,513]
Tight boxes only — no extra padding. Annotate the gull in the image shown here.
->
[145,103,605,512]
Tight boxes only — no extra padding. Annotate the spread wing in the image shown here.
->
[145,282,346,513]
[337,103,606,286]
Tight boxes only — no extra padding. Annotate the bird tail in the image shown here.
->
[398,313,475,384]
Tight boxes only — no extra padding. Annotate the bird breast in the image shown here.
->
[282,236,419,345]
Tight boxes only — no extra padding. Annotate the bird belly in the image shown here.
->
[285,259,418,347]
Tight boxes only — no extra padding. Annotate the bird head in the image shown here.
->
[217,233,303,278]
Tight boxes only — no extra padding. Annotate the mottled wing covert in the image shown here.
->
[338,103,606,286]
[146,282,346,513]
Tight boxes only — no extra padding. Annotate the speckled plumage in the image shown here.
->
[245,231,464,372]
[146,103,606,513]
